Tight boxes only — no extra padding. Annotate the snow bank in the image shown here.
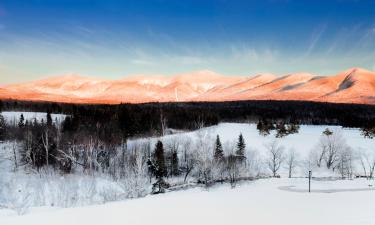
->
[1,178,374,225]
[0,142,146,215]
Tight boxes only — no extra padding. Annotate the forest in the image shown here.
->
[1,99,375,138]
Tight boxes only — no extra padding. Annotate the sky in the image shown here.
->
[1,0,375,84]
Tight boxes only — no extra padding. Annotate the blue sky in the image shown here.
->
[1,0,375,83]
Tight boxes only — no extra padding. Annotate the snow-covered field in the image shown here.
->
[0,122,374,224]
[149,123,373,157]
[0,111,67,125]
[1,178,374,225]
[134,123,374,176]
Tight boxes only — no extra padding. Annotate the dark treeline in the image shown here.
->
[1,99,375,133]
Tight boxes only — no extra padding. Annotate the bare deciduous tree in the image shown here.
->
[357,148,375,179]
[246,149,262,177]
[160,112,167,136]
[226,155,240,187]
[41,129,50,167]
[192,132,214,186]
[181,137,195,183]
[285,148,299,178]
[337,147,354,179]
[265,140,285,177]
[321,129,347,169]
[122,145,149,198]
[11,141,19,171]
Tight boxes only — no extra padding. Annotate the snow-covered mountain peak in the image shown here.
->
[0,68,374,104]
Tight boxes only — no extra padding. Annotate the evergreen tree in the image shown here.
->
[323,128,333,136]
[46,112,53,127]
[235,133,246,158]
[171,150,179,176]
[154,140,166,178]
[151,140,170,194]
[214,135,224,161]
[18,114,25,128]
[0,114,5,141]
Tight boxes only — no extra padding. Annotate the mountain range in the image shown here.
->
[1,67,374,105]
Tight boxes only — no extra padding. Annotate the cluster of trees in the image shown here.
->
[2,112,374,182]
[1,100,375,139]
[361,127,375,139]
[146,133,250,192]
[0,113,60,171]
[257,119,300,137]
[0,112,253,193]
[306,128,373,179]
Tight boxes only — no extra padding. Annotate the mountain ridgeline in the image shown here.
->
[1,67,374,105]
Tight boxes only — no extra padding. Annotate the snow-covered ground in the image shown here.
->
[0,122,374,224]
[134,123,374,176]
[1,178,374,225]
[0,111,67,125]
[148,123,373,157]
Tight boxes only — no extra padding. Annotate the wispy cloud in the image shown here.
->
[356,24,375,49]
[230,44,278,64]
[306,24,327,57]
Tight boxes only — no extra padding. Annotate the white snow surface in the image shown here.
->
[1,178,374,225]
[150,123,373,155]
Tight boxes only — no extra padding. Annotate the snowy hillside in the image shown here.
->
[0,122,374,224]
[1,178,374,225]
[145,123,373,156]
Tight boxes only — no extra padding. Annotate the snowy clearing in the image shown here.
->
[1,178,374,225]
[147,123,373,157]
[0,111,67,125]
[134,123,374,176]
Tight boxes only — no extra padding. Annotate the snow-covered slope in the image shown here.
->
[137,123,373,161]
[0,123,374,224]
[1,178,374,225]
[0,68,374,104]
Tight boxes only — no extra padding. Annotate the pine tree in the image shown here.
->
[152,140,170,194]
[171,150,179,176]
[46,112,53,127]
[323,128,333,136]
[18,114,25,128]
[154,140,166,178]
[235,133,246,158]
[214,135,224,161]
[0,114,6,141]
